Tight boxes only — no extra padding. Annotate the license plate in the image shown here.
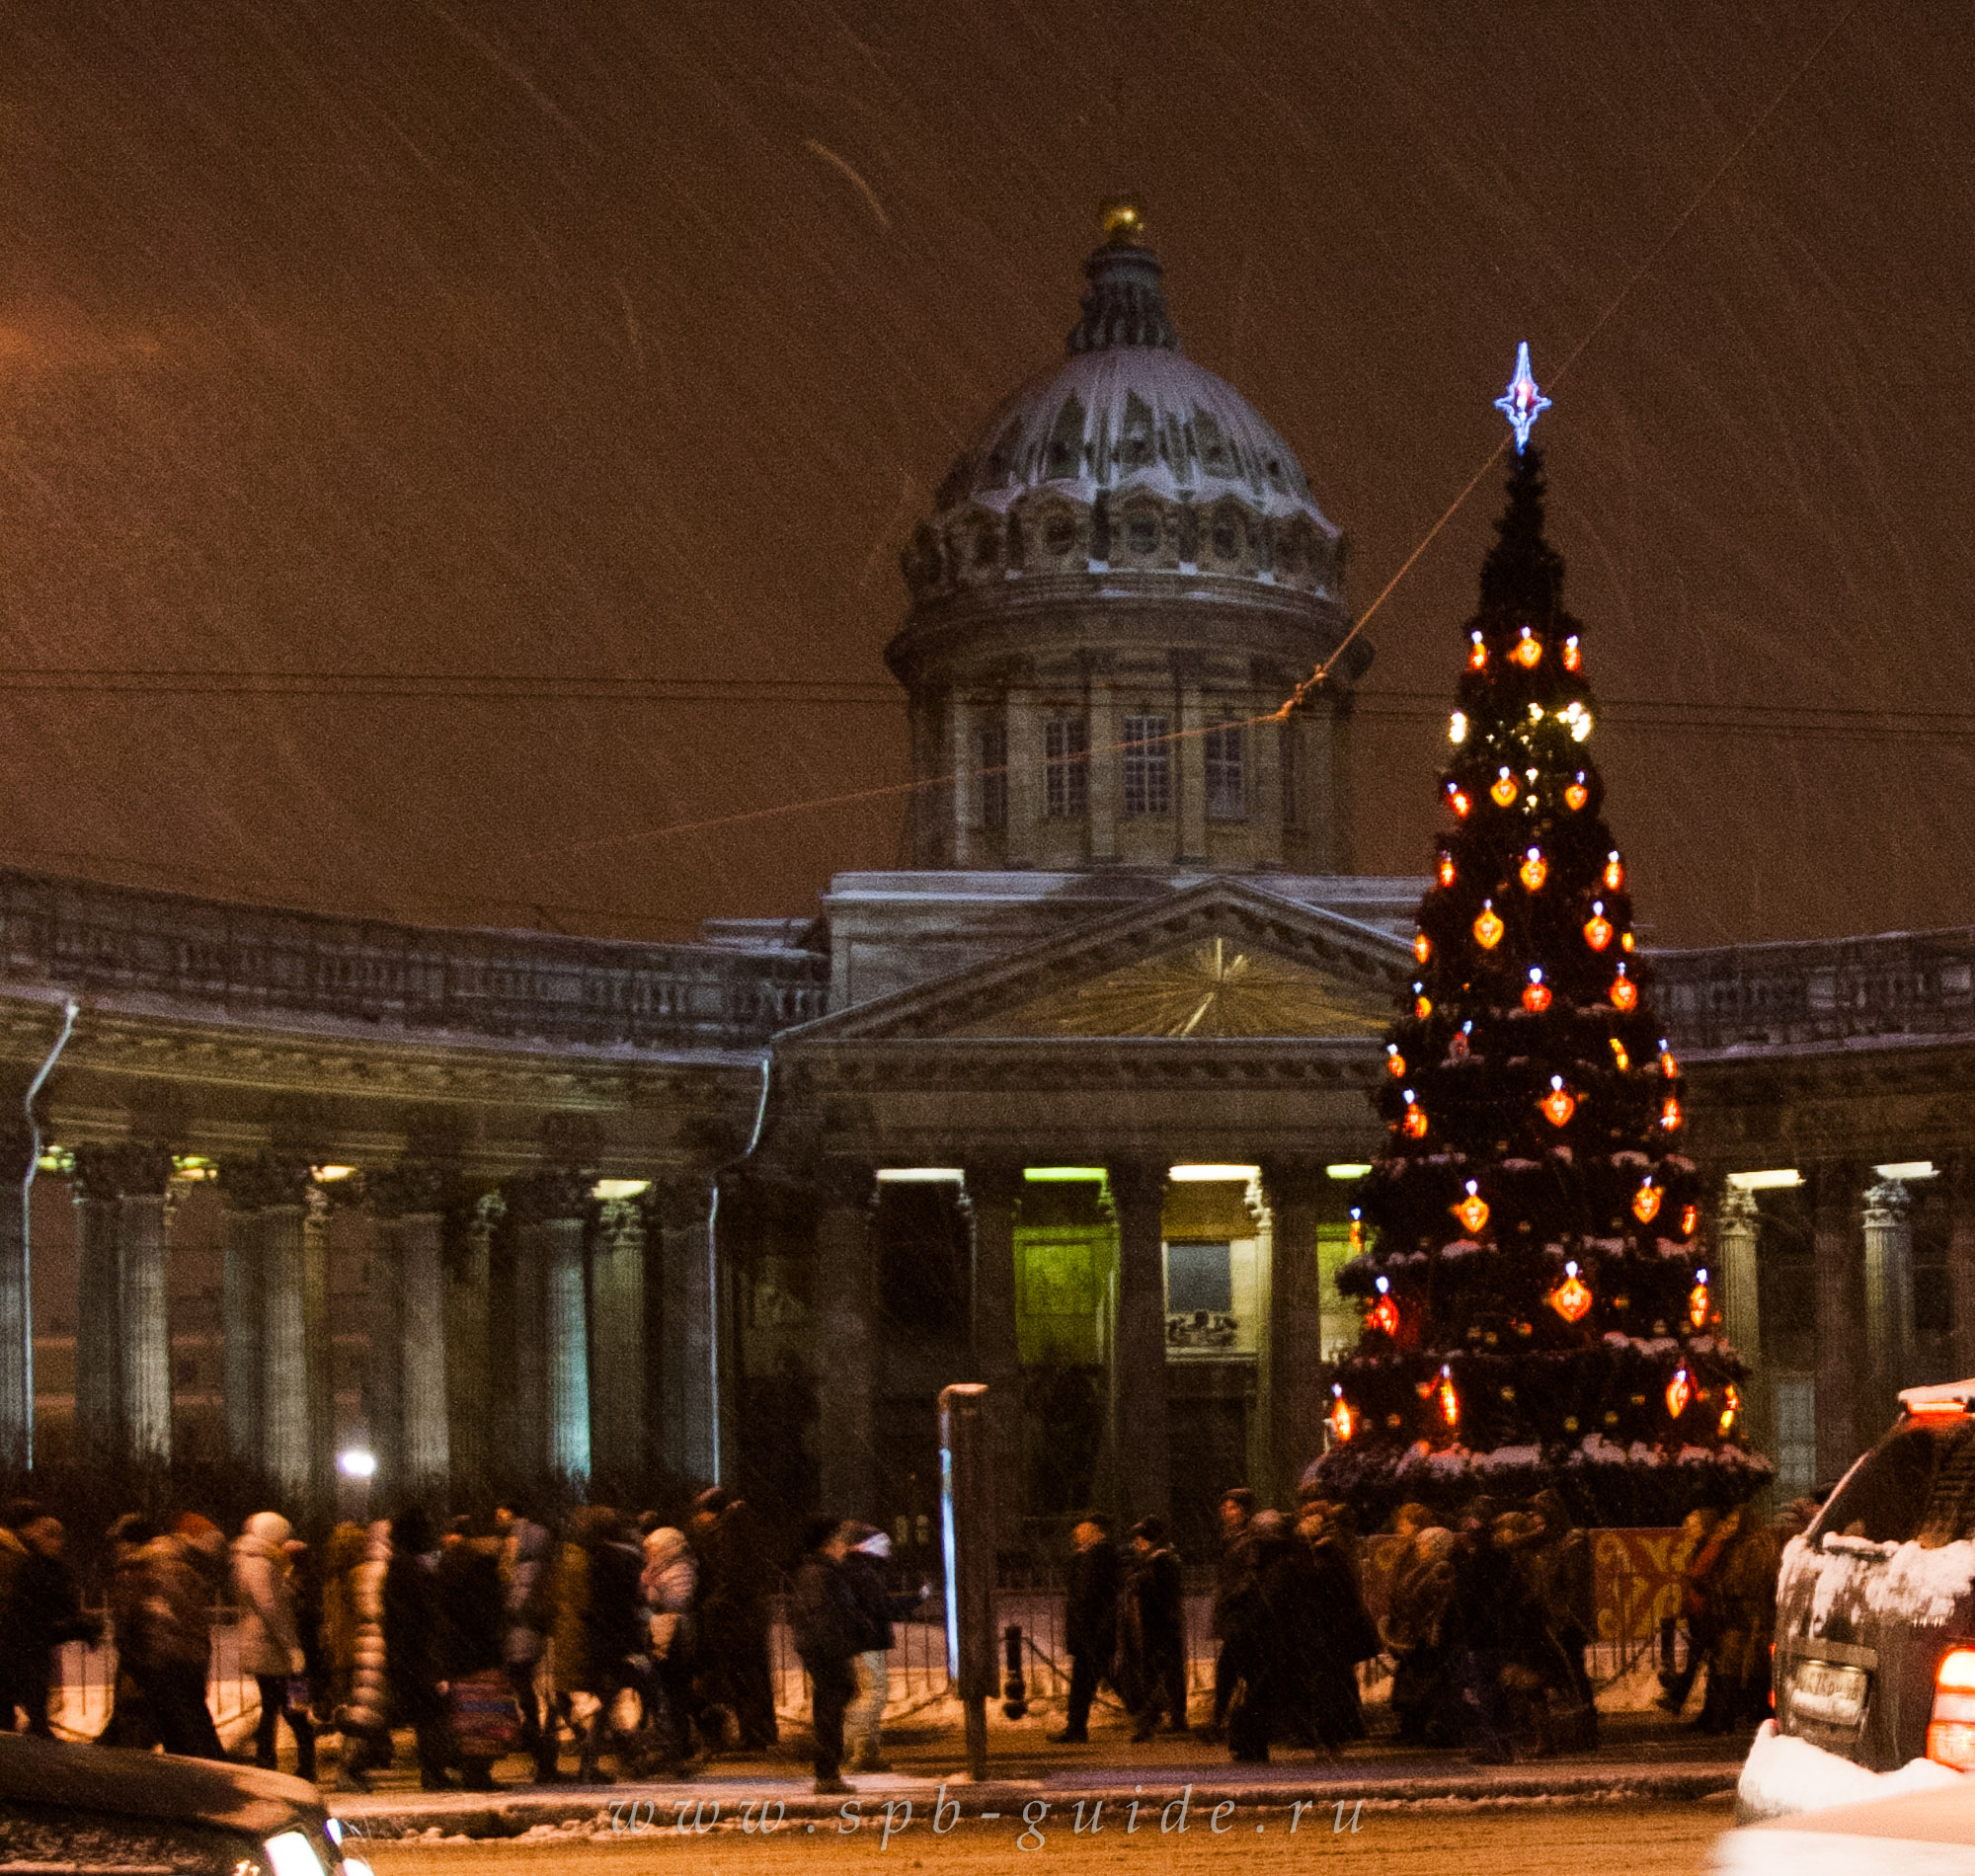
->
[1790,1658,1868,1727]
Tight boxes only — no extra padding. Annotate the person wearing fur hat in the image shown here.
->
[1118,1517,1187,1741]
[232,1513,316,1779]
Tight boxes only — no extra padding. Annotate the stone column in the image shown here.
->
[445,1192,499,1502]
[1253,713,1287,868]
[0,1126,36,1473]
[815,1164,877,1520]
[1863,1178,1915,1429]
[1108,1160,1171,1528]
[1714,1180,1767,1452]
[1947,1155,1975,1381]
[371,1163,454,1495]
[1174,666,1207,864]
[1085,671,1118,864]
[303,1185,336,1513]
[964,1162,1024,1545]
[1261,1158,1326,1508]
[510,1169,594,1485]
[949,693,974,868]
[1005,692,1043,867]
[655,1177,720,1485]
[591,1190,649,1484]
[69,1146,126,1466]
[256,1160,317,1499]
[1811,1159,1865,1483]
[218,1175,264,1468]
[116,1145,177,1467]
[365,1210,406,1488]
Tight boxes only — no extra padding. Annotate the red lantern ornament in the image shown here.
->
[1620,930,1635,952]
[1548,1260,1593,1324]
[1523,969,1551,1013]
[1604,851,1624,892]
[1450,788,1471,819]
[1386,1045,1406,1078]
[1473,901,1504,949]
[1584,904,1615,951]
[1438,853,1457,888]
[1688,1269,1710,1331]
[1680,1204,1698,1237]
[1512,631,1542,668]
[1719,1382,1741,1435]
[1610,969,1638,1011]
[1368,1281,1401,1338]
[1451,1180,1489,1235]
[1402,1094,1428,1138]
[1414,930,1432,964]
[1520,848,1547,892]
[1468,632,1487,670]
[1490,770,1519,808]
[1661,1047,1679,1078]
[1562,635,1582,672]
[1661,1095,1683,1132]
[1436,1365,1460,1430]
[1348,1212,1364,1254]
[1564,776,1589,811]
[1632,1182,1663,1224]
[1414,993,1432,1019]
[1329,1389,1356,1444]
[1666,1368,1693,1419]
[1541,1077,1576,1127]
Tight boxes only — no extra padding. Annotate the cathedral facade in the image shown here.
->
[1,215,1969,1560]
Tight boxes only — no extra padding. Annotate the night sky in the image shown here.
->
[1,2,1969,948]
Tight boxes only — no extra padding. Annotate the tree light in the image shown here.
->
[1549,1261,1593,1324]
[1450,710,1468,743]
[1610,968,1638,1011]
[1452,1179,1489,1235]
[1490,769,1519,808]
[1666,1368,1693,1418]
[1414,930,1432,963]
[1541,1077,1576,1127]
[1564,775,1589,811]
[1512,631,1542,668]
[1584,905,1615,951]
[1438,853,1457,888]
[1468,631,1487,670]
[1386,1043,1406,1078]
[1632,1181,1663,1224]
[1523,967,1551,1013]
[1520,847,1547,892]
[1436,1364,1460,1429]
[1472,901,1504,949]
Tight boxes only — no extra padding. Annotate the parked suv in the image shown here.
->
[1774,1379,1975,1771]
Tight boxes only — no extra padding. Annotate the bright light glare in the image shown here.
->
[1326,1163,1373,1181]
[1726,1169,1801,1191]
[1875,1161,1937,1181]
[592,1178,653,1198]
[875,1168,964,1183]
[338,1447,377,1480]
[1024,1167,1106,1183]
[1168,1164,1259,1183]
[264,1832,326,1876]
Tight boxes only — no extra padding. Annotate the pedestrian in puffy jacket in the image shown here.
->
[790,1518,860,1795]
[640,1525,697,1773]
[496,1502,560,1782]
[232,1512,316,1779]
[110,1520,224,1760]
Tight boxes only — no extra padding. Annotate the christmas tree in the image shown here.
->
[1311,354,1771,1526]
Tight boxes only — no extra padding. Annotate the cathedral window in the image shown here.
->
[1045,395,1086,480]
[980,724,1008,833]
[1045,716,1088,819]
[1123,714,1171,816]
[1120,393,1155,470]
[1125,510,1159,556]
[1205,719,1245,821]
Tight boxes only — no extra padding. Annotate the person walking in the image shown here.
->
[1223,1510,1322,1762]
[0,1502,99,1737]
[109,1515,225,1760]
[1118,1517,1187,1741]
[790,1518,860,1795]
[640,1524,698,1776]
[231,1513,316,1780]
[1206,1488,1254,1741]
[688,1489,778,1752]
[1443,1501,1520,1764]
[1047,1516,1119,1744]
[325,1522,387,1792]
[839,1524,922,1772]
[382,1509,450,1790]
[1299,1498,1378,1749]
[495,1502,561,1782]
[555,1506,643,1784]
[436,1517,513,1791]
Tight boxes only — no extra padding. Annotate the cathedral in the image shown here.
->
[1,208,1970,1562]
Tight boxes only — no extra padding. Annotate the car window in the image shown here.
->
[1815,1420,1975,1545]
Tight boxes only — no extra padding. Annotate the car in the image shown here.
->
[1770,1377,1975,1777]
[1715,1768,1975,1876]
[0,1734,372,1876]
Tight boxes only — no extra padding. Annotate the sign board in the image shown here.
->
[939,1382,995,1701]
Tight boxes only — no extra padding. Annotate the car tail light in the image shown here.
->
[1928,1647,1975,1767]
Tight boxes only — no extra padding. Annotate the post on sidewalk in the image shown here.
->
[940,1381,994,1780]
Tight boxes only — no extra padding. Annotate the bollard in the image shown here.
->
[1002,1623,1027,1720]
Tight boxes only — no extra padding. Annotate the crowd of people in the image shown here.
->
[0,1479,1796,1786]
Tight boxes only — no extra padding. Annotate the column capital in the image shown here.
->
[816,1160,876,1212]
[647,1174,715,1232]
[1716,1180,1761,1224]
[365,1160,454,1220]
[505,1166,595,1226]
[963,1162,1025,1211]
[217,1151,316,1212]
[73,1140,177,1204]
[1105,1159,1170,1212]
[1258,1156,1330,1208]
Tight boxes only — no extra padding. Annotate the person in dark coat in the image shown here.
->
[790,1517,860,1795]
[1442,1501,1520,1763]
[1118,1517,1188,1740]
[1048,1516,1119,1744]
[1223,1510,1324,1762]
[0,1503,100,1737]
[109,1518,224,1760]
[1382,1521,1459,1745]
[436,1518,511,1791]
[838,1524,923,1772]
[383,1509,450,1789]
[1298,1498,1379,1748]
[1207,1488,1255,1741]
[689,1489,778,1752]
[566,1506,645,1784]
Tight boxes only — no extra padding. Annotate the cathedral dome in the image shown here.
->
[901,208,1343,602]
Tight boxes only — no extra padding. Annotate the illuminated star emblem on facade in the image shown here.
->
[1494,341,1551,452]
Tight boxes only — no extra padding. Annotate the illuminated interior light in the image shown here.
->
[1326,1163,1373,1181]
[874,1169,962,1185]
[1876,1160,1937,1181]
[1726,1169,1801,1190]
[1168,1164,1260,1182]
[338,1448,377,1480]
[1024,1167,1107,1183]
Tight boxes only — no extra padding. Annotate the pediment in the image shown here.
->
[785,877,1410,1047]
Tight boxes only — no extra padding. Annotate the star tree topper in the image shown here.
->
[1494,341,1552,452]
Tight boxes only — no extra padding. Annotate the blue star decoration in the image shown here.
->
[1494,342,1552,452]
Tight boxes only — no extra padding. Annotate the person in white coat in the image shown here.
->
[231,1512,316,1780]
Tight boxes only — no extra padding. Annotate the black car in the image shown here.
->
[0,1735,369,1876]
[1771,1379,1975,1773]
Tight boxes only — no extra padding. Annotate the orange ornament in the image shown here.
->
[1452,1182,1489,1235]
[1386,1052,1406,1078]
[1562,636,1582,671]
[1368,1292,1401,1338]
[1610,1038,1629,1071]
[1436,1366,1460,1430]
[1414,993,1433,1019]
[1584,912,1614,952]
[1329,1393,1356,1443]
[1604,852,1624,892]
[1414,930,1432,963]
[1666,1368,1693,1419]
[1349,1215,1364,1253]
[1632,1183,1663,1224]
[1680,1204,1698,1237]
[1402,1101,1428,1139]
[1719,1382,1741,1434]
[1564,779,1589,811]
[1520,848,1547,892]
[1688,1279,1709,1331]
[1490,772,1519,808]
[1620,931,1635,952]
[1661,1096,1683,1131]
[1541,1079,1576,1127]
[1450,789,1471,819]
[1438,853,1457,888]
[1523,971,1551,1013]
[1610,972,1638,1011]
[1548,1264,1593,1324]
[1468,635,1487,670]
[1473,902,1504,949]
[1512,633,1542,668]
[1661,1049,1679,1077]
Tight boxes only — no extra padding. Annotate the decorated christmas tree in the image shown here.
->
[1311,351,1771,1526]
